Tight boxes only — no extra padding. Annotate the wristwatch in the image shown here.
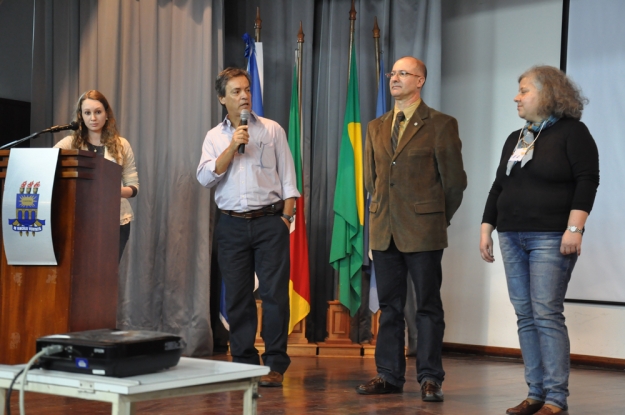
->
[566,225,584,235]
[282,213,294,223]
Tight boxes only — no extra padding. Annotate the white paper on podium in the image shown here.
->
[2,148,59,265]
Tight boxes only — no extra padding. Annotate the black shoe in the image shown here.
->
[356,376,403,395]
[421,380,444,402]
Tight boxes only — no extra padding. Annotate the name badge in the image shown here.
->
[509,148,527,162]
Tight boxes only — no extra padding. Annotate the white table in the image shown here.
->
[0,357,269,415]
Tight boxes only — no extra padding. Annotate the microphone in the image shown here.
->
[41,121,80,134]
[0,121,80,150]
[238,109,250,154]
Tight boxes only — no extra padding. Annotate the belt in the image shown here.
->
[221,200,284,219]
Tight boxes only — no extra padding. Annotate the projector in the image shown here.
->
[36,329,184,377]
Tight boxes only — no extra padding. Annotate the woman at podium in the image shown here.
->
[54,90,139,261]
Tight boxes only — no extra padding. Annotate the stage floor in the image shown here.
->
[4,353,625,414]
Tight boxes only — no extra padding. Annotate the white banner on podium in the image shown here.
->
[2,148,59,265]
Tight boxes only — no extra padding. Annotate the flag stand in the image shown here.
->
[287,320,318,357]
[316,300,363,357]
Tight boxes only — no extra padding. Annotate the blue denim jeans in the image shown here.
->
[499,232,577,410]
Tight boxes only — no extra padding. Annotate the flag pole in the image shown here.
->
[254,7,262,42]
[297,21,306,212]
[297,22,304,133]
[347,0,356,83]
[364,16,384,354]
[250,6,264,347]
[373,17,381,82]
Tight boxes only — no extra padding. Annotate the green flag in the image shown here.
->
[329,45,364,316]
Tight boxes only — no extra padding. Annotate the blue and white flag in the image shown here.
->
[243,33,264,116]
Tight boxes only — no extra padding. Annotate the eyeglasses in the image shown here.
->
[385,70,421,79]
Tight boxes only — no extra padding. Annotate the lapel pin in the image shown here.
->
[414,122,418,126]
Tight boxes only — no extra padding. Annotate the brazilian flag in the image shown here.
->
[329,44,363,316]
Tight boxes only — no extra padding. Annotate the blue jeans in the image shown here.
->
[499,232,577,410]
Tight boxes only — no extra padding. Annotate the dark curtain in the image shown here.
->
[223,0,441,342]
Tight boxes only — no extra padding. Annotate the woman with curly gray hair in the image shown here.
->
[479,66,600,415]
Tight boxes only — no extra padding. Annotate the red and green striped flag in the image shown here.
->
[287,61,311,333]
[329,44,363,316]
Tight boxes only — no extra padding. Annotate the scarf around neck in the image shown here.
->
[506,114,560,175]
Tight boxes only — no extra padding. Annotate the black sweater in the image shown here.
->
[482,118,599,232]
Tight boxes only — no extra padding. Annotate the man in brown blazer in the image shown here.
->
[356,56,467,401]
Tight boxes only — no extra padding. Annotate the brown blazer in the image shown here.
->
[364,101,467,253]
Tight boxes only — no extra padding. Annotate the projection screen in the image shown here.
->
[564,0,625,303]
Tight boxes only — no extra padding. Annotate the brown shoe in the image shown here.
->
[259,370,283,387]
[420,380,444,402]
[355,376,403,395]
[506,399,544,415]
[534,405,563,415]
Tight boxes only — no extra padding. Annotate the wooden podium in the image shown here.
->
[0,149,121,364]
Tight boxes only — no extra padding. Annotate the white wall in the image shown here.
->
[0,0,33,101]
[440,0,625,359]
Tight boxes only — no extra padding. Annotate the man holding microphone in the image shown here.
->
[197,67,299,387]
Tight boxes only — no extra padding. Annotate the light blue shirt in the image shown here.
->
[197,112,300,211]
